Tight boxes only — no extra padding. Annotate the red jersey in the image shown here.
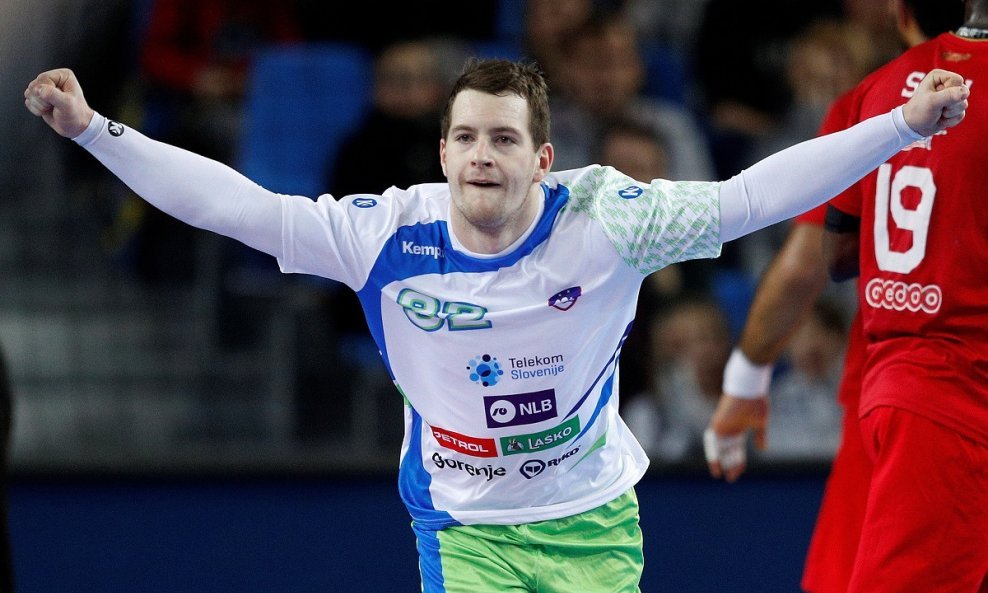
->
[829,33,988,446]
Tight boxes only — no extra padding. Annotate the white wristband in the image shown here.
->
[722,348,773,399]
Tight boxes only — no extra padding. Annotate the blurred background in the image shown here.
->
[0,0,903,591]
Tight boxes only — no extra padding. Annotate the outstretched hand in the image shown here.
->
[24,68,94,139]
[903,69,970,137]
[704,394,769,483]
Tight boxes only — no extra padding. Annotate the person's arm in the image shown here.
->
[823,206,862,282]
[705,223,828,482]
[25,68,284,257]
[717,69,968,243]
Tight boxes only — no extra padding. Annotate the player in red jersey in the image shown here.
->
[704,2,969,592]
[823,5,988,589]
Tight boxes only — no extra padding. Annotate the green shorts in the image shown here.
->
[413,489,644,593]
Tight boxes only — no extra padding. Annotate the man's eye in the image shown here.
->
[456,134,473,142]
[496,136,515,145]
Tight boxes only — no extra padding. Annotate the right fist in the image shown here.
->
[24,68,95,139]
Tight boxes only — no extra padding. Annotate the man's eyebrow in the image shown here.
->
[449,124,523,135]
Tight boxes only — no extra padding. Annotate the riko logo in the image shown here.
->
[618,185,643,199]
[431,426,497,458]
[484,389,557,428]
[547,286,582,311]
[518,446,581,479]
[467,354,504,387]
[351,197,377,208]
[107,120,124,137]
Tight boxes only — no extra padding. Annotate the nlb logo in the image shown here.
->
[865,278,941,314]
[502,416,580,455]
[518,446,581,479]
[431,425,497,458]
[484,389,557,428]
[431,452,505,481]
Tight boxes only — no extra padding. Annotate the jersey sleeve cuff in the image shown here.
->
[72,111,106,147]
[891,105,925,142]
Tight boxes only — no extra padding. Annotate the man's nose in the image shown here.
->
[471,139,494,167]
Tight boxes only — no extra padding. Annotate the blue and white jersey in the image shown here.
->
[278,165,722,529]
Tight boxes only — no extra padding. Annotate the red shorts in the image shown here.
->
[848,406,988,593]
[801,402,872,593]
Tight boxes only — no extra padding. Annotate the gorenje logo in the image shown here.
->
[501,416,580,455]
[518,446,581,479]
[402,241,444,259]
[431,452,505,481]
[484,389,557,428]
[431,426,497,458]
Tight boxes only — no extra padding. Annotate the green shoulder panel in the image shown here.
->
[564,166,722,274]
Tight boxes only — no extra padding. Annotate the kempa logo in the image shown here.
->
[518,446,581,479]
[352,197,377,208]
[402,241,444,259]
[107,120,125,137]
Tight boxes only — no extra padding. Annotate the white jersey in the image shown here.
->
[75,107,922,529]
[278,166,722,528]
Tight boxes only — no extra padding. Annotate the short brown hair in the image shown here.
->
[440,58,551,148]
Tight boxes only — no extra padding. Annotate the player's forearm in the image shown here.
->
[74,113,284,257]
[737,224,827,364]
[719,106,922,242]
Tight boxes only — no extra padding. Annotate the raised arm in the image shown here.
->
[24,68,285,258]
[717,69,969,243]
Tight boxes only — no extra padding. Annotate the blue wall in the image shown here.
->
[9,473,823,592]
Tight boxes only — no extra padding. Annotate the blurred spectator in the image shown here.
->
[125,0,303,285]
[624,296,732,463]
[550,9,716,182]
[521,0,594,87]
[620,0,712,57]
[326,37,460,196]
[758,299,846,461]
[693,0,844,179]
[295,1,499,53]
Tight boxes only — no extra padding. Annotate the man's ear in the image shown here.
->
[533,142,554,182]
[439,138,447,177]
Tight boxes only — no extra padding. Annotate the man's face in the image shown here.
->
[440,90,552,245]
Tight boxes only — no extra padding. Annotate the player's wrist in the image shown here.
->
[722,348,773,399]
[71,110,103,145]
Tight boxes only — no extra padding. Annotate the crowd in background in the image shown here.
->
[6,0,914,468]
